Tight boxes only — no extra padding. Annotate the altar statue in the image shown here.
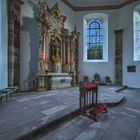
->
[50,35,61,64]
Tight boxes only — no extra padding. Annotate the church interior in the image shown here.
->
[0,0,140,139]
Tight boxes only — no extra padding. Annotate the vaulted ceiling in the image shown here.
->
[66,0,128,7]
[61,0,138,11]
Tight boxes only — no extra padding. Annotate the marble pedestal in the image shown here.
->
[37,73,72,91]
[46,73,72,90]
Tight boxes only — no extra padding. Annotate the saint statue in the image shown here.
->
[50,35,61,63]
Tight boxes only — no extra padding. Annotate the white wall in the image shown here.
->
[0,0,8,89]
[75,10,118,83]
[20,0,75,90]
[20,0,140,89]
[75,0,140,88]
[117,1,140,88]
[20,0,38,90]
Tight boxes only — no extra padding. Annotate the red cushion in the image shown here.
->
[83,84,97,89]
[91,104,108,114]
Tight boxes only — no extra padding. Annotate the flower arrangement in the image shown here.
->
[39,52,49,66]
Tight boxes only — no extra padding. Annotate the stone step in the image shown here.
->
[17,109,79,140]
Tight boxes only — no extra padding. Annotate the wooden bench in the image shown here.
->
[6,86,18,97]
[0,89,12,104]
[0,86,18,104]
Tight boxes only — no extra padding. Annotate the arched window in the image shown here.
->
[83,13,108,62]
[133,5,140,61]
[87,19,103,59]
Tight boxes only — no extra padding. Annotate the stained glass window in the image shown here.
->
[87,19,103,60]
[83,13,108,62]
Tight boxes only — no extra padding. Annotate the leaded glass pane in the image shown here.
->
[87,19,103,60]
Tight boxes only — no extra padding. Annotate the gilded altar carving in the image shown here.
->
[36,1,66,74]
[36,1,79,90]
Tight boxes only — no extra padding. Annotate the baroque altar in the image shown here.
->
[36,1,79,91]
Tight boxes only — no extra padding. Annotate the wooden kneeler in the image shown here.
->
[79,81,108,121]
[89,104,108,121]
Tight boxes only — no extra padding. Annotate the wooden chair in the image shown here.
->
[83,75,89,83]
[94,73,101,84]
[104,76,112,85]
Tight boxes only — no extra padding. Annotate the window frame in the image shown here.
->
[83,13,108,62]
[133,10,140,61]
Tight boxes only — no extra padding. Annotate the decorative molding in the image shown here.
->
[16,0,24,5]
[61,0,138,11]
[61,0,75,11]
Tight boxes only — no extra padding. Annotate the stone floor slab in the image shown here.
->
[101,130,134,140]
[74,127,105,140]
[0,86,134,139]
[109,113,139,139]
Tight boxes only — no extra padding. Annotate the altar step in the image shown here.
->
[17,109,79,140]
[18,97,125,140]
[115,85,128,92]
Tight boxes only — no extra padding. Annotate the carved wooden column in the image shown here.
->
[36,2,50,91]
[115,29,123,85]
[61,29,70,73]
[71,27,79,85]
[37,32,48,91]
[8,0,24,86]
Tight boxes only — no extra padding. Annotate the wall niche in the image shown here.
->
[127,65,136,72]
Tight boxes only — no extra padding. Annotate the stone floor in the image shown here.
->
[0,86,137,140]
[37,87,140,140]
